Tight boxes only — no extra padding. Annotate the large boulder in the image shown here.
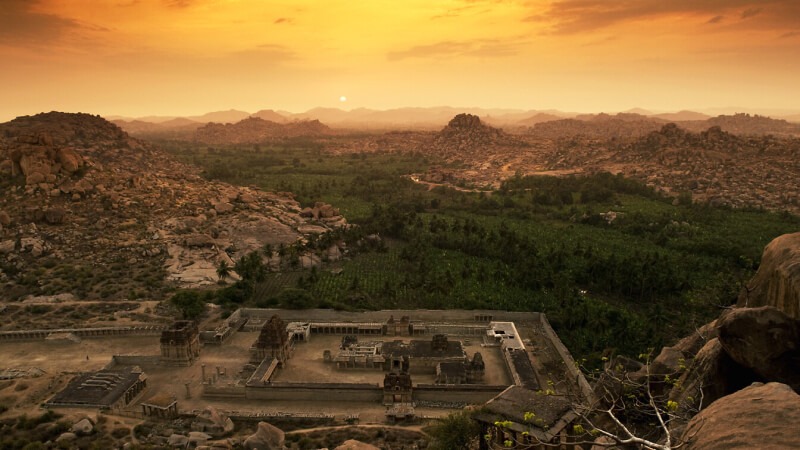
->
[56,147,82,173]
[738,232,800,319]
[681,382,800,450]
[335,440,380,450]
[717,306,800,391]
[70,418,94,435]
[44,207,67,225]
[0,240,15,254]
[242,421,284,450]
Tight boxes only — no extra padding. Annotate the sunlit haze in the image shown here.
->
[2,0,799,121]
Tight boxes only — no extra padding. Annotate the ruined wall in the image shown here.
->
[202,386,247,398]
[414,384,507,404]
[0,326,165,341]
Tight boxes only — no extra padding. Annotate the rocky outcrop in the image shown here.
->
[242,421,284,450]
[681,382,800,450]
[738,232,800,319]
[717,306,800,391]
[432,114,522,158]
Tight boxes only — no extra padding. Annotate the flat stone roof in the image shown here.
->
[508,348,539,390]
[47,367,143,408]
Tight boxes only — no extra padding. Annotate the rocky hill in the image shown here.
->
[323,113,800,210]
[527,113,666,140]
[432,113,524,158]
[112,118,202,139]
[0,112,346,301]
[194,117,332,145]
[609,123,800,208]
[681,113,800,136]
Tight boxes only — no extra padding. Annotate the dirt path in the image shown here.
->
[285,423,428,435]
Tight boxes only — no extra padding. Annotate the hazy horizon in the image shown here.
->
[2,0,799,122]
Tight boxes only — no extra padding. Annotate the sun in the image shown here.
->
[339,96,347,102]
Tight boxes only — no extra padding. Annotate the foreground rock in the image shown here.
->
[242,421,284,450]
[738,232,800,319]
[334,440,380,450]
[681,382,800,450]
[717,306,800,391]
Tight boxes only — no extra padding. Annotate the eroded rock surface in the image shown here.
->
[738,232,800,319]
[717,306,800,391]
[681,382,800,450]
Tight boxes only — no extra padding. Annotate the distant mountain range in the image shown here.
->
[107,106,800,135]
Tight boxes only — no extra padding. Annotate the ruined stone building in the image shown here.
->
[250,315,292,365]
[474,386,579,449]
[160,320,200,366]
[383,369,413,405]
[47,367,147,409]
[382,334,466,373]
[435,352,485,384]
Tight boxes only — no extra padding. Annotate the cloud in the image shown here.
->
[164,0,195,7]
[0,0,85,45]
[779,30,800,38]
[274,17,293,25]
[387,39,523,61]
[531,0,800,34]
[707,15,724,24]
[741,7,762,19]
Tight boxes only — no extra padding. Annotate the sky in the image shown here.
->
[1,0,799,121]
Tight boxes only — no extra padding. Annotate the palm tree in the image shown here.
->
[216,260,231,283]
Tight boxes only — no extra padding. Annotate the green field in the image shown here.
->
[163,140,799,363]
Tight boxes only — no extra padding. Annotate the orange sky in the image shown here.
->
[1,0,799,121]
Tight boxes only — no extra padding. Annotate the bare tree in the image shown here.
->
[482,353,704,449]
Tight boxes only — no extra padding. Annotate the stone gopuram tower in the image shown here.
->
[160,320,200,366]
[250,315,292,366]
[383,369,413,405]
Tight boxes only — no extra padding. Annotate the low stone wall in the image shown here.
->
[244,383,383,402]
[107,355,162,368]
[0,326,166,341]
[203,385,247,398]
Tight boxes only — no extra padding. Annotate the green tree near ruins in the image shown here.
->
[169,290,206,320]
[426,410,481,450]
[275,288,315,309]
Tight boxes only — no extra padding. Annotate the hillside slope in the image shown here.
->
[0,112,345,301]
